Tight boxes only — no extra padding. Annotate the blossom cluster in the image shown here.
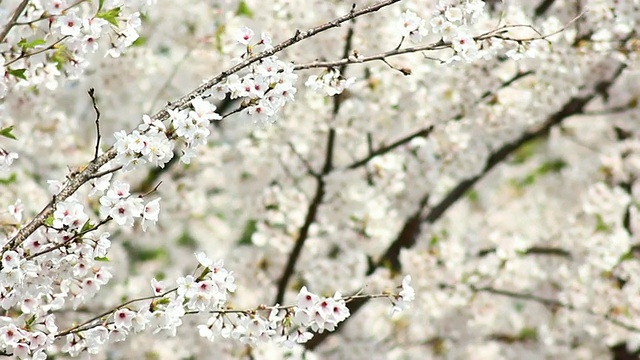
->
[0,226,114,358]
[50,252,412,357]
[113,96,222,169]
[0,148,19,172]
[98,180,160,229]
[0,0,155,99]
[305,69,356,96]
[430,0,486,61]
[204,29,299,124]
[399,10,428,43]
[197,274,414,348]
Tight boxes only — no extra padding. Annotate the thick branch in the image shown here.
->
[274,131,333,305]
[0,0,28,43]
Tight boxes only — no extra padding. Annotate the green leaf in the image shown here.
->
[45,215,55,227]
[466,190,479,203]
[132,36,147,47]
[96,7,121,27]
[618,251,634,263]
[51,44,71,69]
[511,138,542,164]
[157,297,170,305]
[154,271,166,281]
[237,219,257,246]
[81,220,95,233]
[513,159,567,189]
[595,214,611,233]
[235,0,254,18]
[7,69,27,81]
[537,159,567,175]
[0,125,17,140]
[18,38,46,49]
[214,25,225,53]
[98,0,105,12]
[514,302,525,312]
[0,173,17,185]
[94,256,110,262]
[122,241,169,262]
[518,327,538,340]
[176,231,197,248]
[25,315,37,327]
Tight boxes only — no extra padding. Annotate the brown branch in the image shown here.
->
[293,17,578,72]
[477,246,572,259]
[346,70,532,170]
[88,88,102,162]
[0,0,28,43]
[4,36,70,67]
[347,126,435,169]
[470,284,640,333]
[534,0,557,17]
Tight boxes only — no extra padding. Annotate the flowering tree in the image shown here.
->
[0,0,639,358]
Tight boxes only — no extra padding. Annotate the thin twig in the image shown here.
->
[88,88,102,162]
[345,70,532,170]
[26,217,112,261]
[295,16,587,72]
[4,36,70,67]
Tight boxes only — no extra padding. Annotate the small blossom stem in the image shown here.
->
[58,290,396,337]
[13,0,89,26]
[4,36,71,67]
[26,217,112,261]
[56,289,178,337]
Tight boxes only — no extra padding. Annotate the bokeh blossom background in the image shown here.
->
[1,0,640,359]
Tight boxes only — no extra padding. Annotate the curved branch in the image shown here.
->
[0,0,28,43]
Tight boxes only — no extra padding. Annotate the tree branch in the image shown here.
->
[346,70,532,170]
[0,0,28,43]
